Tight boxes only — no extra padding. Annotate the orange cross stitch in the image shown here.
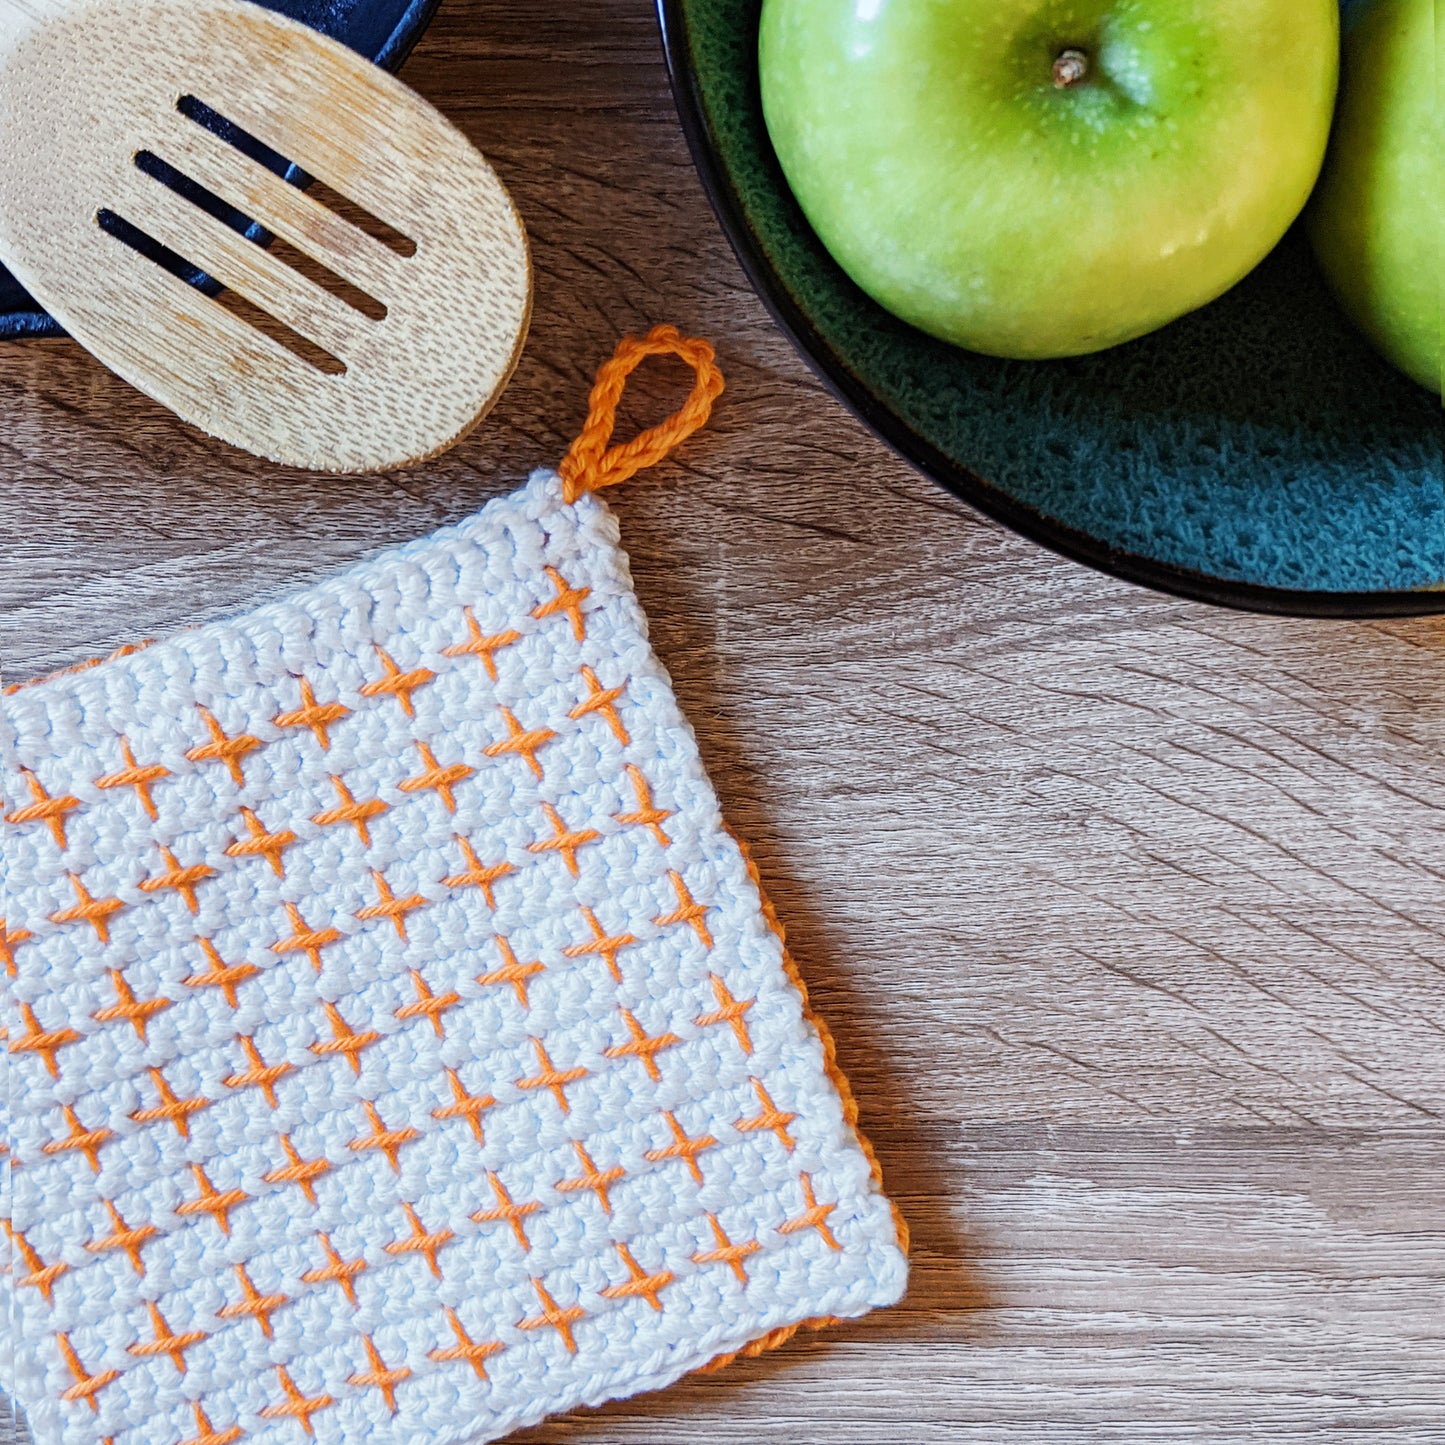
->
[272,901,344,973]
[348,1335,411,1416]
[600,1242,673,1312]
[174,1163,249,1236]
[476,934,545,1007]
[355,869,428,939]
[514,1037,588,1115]
[531,566,590,641]
[183,937,261,1009]
[42,1103,115,1173]
[93,736,169,820]
[398,739,473,813]
[312,774,388,846]
[224,806,298,876]
[734,1076,797,1152]
[441,834,514,908]
[603,1007,681,1083]
[644,1110,718,1185]
[222,1035,295,1107]
[395,968,462,1036]
[85,1200,158,1276]
[517,1278,585,1354]
[300,1233,366,1307]
[127,1300,207,1374]
[262,1133,332,1206]
[55,1333,120,1413]
[614,763,672,845]
[184,706,261,787]
[49,872,123,943]
[0,917,32,976]
[6,1222,69,1304]
[10,1000,82,1078]
[385,1201,455,1279]
[483,705,557,780]
[694,973,754,1054]
[442,606,521,680]
[129,1065,210,1139]
[6,769,80,849]
[217,1263,290,1339]
[528,801,600,878]
[431,1067,497,1146]
[92,967,170,1042]
[777,1172,842,1251]
[428,1307,504,1380]
[471,1171,541,1251]
[554,1140,625,1216]
[137,845,216,913]
[654,870,713,949]
[310,1001,382,1075]
[691,1213,761,1284]
[259,1366,334,1438]
[562,906,636,984]
[177,1401,243,1445]
[272,677,350,750]
[568,665,629,743]
[358,645,435,718]
[349,1100,420,1173]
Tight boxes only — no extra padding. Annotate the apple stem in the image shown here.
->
[1052,48,1090,89]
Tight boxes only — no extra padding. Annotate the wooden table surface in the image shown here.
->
[4,2,1444,1440]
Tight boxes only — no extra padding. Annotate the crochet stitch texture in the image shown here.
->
[1,467,908,1444]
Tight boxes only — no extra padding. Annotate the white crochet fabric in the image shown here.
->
[1,468,907,1445]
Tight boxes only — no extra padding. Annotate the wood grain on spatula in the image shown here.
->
[0,0,531,471]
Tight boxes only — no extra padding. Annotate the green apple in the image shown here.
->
[1308,0,1440,396]
[759,0,1339,359]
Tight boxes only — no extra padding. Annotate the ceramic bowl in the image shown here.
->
[658,0,1444,616]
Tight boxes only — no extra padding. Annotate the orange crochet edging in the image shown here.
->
[698,1315,837,1374]
[2,641,153,696]
[693,833,910,1377]
[558,325,724,503]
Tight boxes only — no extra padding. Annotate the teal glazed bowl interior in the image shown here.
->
[657,0,1445,616]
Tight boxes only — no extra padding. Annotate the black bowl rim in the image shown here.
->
[656,0,1445,620]
[0,0,444,340]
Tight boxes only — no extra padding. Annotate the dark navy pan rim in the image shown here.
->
[0,0,443,340]
[656,0,1445,620]
[370,0,441,68]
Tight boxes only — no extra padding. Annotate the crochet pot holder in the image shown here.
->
[1,327,909,1445]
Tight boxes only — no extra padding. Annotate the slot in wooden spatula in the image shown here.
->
[0,0,531,471]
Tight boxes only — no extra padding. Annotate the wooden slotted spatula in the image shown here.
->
[0,0,530,471]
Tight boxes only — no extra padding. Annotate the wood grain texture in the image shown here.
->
[2,0,1443,1440]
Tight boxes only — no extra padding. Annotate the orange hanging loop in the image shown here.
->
[559,325,725,503]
